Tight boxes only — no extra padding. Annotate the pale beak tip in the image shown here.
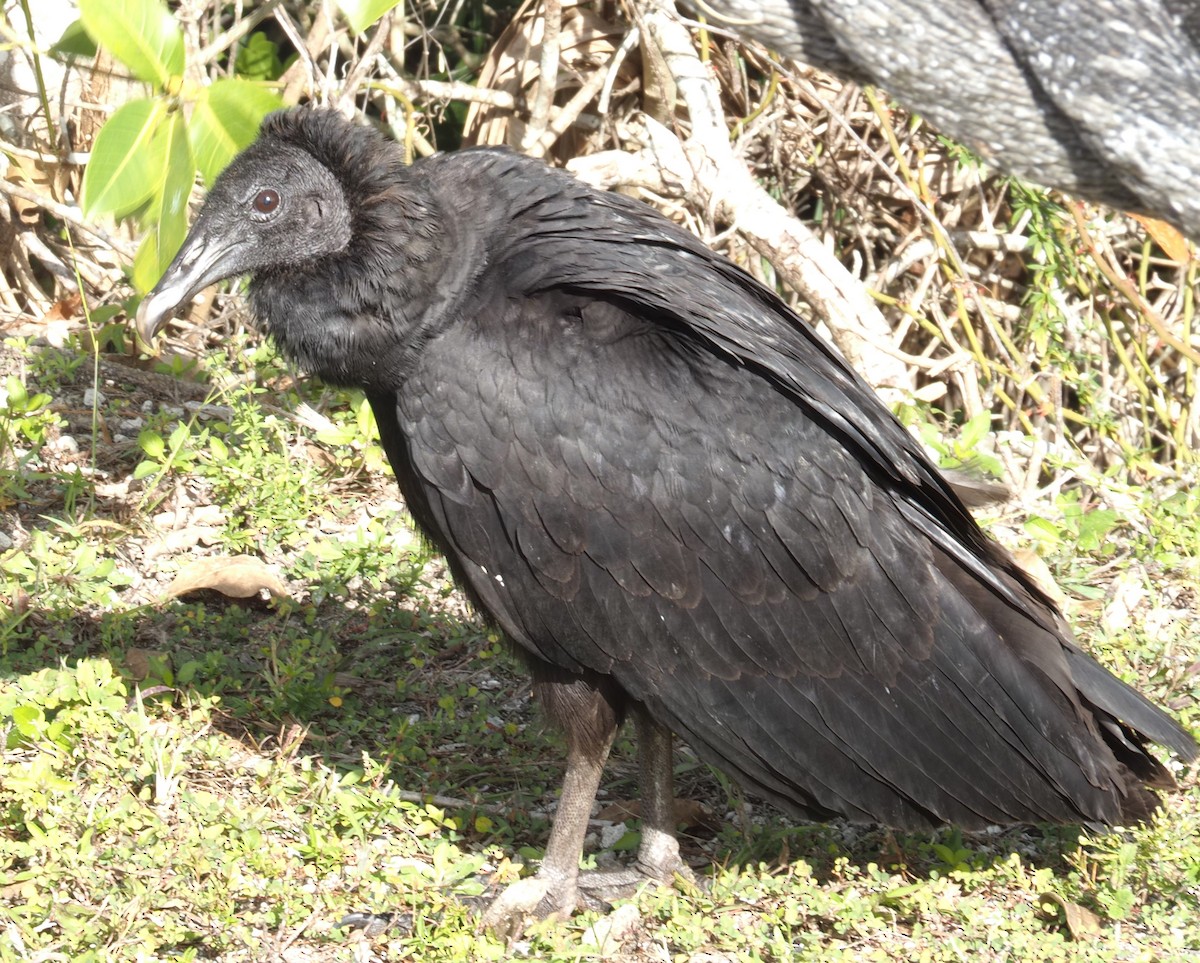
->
[134,289,175,353]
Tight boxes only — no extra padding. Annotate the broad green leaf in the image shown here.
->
[138,428,166,460]
[81,98,167,219]
[50,19,98,58]
[1076,509,1120,551]
[235,32,287,81]
[958,411,992,450]
[132,110,196,291]
[188,79,282,185]
[78,0,183,88]
[338,0,403,35]
[1023,516,1062,546]
[11,703,45,740]
[3,375,27,409]
[133,458,160,480]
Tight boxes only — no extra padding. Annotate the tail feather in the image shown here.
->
[1061,640,1198,764]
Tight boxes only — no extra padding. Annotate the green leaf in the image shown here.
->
[1076,509,1120,551]
[50,19,99,58]
[337,0,403,35]
[138,429,165,460]
[958,411,992,450]
[81,98,168,219]
[1024,516,1062,546]
[235,32,286,81]
[131,235,162,297]
[11,703,45,740]
[169,423,190,452]
[4,375,27,409]
[78,0,183,88]
[188,79,282,185]
[131,110,196,292]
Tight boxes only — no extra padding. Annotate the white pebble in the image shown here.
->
[83,388,106,407]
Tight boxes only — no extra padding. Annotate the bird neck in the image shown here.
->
[247,171,469,391]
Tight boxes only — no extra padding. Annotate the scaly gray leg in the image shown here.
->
[632,707,692,882]
[576,707,694,906]
[482,726,617,932]
[482,702,692,933]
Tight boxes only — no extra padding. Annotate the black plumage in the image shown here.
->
[137,109,1196,923]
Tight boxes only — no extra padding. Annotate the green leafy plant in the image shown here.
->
[0,527,133,618]
[0,374,58,461]
[1024,490,1122,557]
[916,409,1006,479]
[133,421,206,482]
[0,370,65,508]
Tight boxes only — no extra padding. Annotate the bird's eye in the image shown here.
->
[252,189,280,214]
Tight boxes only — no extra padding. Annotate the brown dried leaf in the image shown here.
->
[163,556,290,600]
[1130,214,1193,264]
[595,797,718,830]
[1038,892,1102,940]
[41,294,83,324]
[6,153,57,222]
[463,0,627,151]
[124,648,170,681]
[1012,548,1067,608]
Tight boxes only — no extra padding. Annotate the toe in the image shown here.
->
[481,875,577,937]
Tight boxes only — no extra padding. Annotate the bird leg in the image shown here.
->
[575,706,694,906]
[482,728,616,932]
[632,706,693,883]
[482,667,695,933]
[482,670,621,933]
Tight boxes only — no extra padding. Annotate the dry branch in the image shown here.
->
[569,0,911,394]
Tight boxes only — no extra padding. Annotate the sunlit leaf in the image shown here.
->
[337,0,403,35]
[1130,213,1193,264]
[80,98,167,219]
[188,79,283,185]
[78,0,183,88]
[162,556,290,600]
[1024,516,1062,546]
[958,411,992,450]
[1076,509,1120,551]
[132,110,196,291]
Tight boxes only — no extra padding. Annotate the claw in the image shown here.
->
[480,874,577,938]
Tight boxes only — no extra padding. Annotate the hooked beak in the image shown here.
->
[135,230,251,348]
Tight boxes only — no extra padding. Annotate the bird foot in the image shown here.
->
[481,858,695,936]
[575,854,696,908]
[480,873,577,937]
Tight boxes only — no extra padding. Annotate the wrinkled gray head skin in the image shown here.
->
[136,140,352,344]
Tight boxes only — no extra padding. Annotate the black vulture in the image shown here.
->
[698,0,1200,238]
[137,109,1196,925]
